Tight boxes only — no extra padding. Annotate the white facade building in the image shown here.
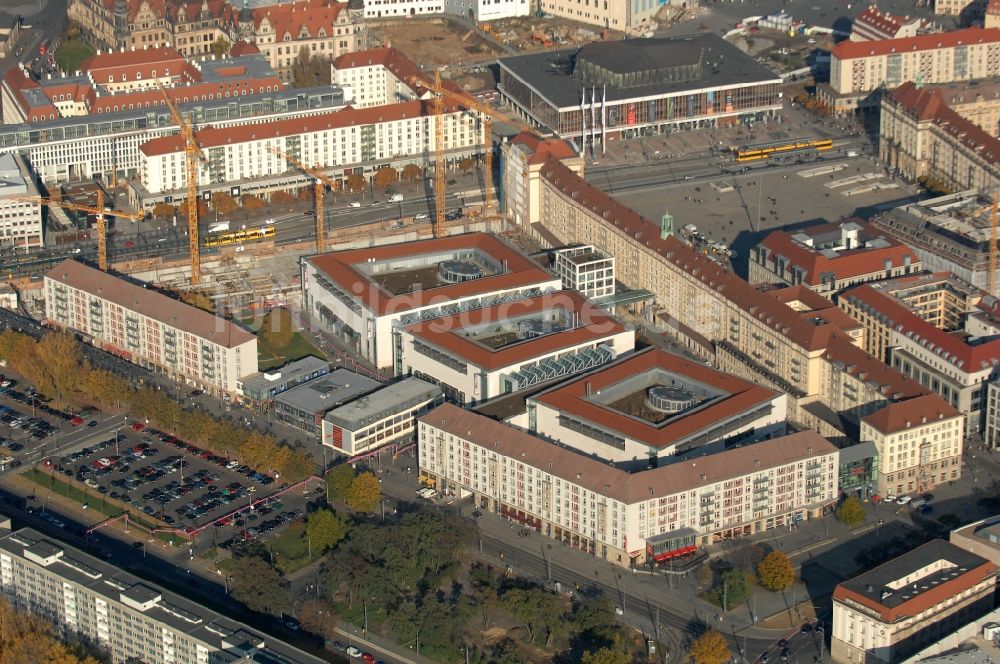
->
[361,0,528,20]
[0,153,42,248]
[44,259,258,398]
[553,245,615,299]
[330,47,425,109]
[420,403,839,567]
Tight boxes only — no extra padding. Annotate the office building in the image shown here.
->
[821,27,1000,115]
[0,520,326,664]
[321,376,442,455]
[498,33,783,145]
[301,232,562,369]
[748,219,920,295]
[236,356,330,410]
[0,153,43,249]
[397,290,634,404]
[43,259,258,398]
[273,368,381,435]
[419,403,838,567]
[831,539,997,664]
[552,245,616,300]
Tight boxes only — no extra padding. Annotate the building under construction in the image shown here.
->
[872,190,1000,296]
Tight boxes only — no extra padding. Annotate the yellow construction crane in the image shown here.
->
[267,146,336,253]
[9,191,143,270]
[415,71,510,237]
[157,82,205,285]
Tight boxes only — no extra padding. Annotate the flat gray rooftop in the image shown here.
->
[274,367,381,415]
[240,356,330,392]
[324,377,441,430]
[499,32,781,110]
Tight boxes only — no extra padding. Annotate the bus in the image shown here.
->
[203,226,276,248]
[734,138,833,163]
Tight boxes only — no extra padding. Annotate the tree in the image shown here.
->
[713,568,750,611]
[291,47,331,88]
[240,432,279,470]
[212,36,231,59]
[242,194,266,210]
[180,198,209,221]
[459,157,475,174]
[30,332,82,400]
[271,191,295,206]
[305,508,348,555]
[582,648,630,664]
[326,464,354,504]
[212,192,238,216]
[152,202,176,219]
[402,164,423,182]
[836,495,866,527]
[278,447,315,483]
[374,166,399,189]
[345,471,381,512]
[296,598,338,640]
[757,550,794,591]
[228,555,290,616]
[689,630,731,664]
[345,173,366,193]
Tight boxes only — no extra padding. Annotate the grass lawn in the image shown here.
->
[56,39,95,74]
[242,312,323,370]
[268,521,314,573]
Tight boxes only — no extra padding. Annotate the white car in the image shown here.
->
[264,218,275,225]
[884,494,897,503]
[414,213,429,220]
[896,495,912,505]
[349,202,361,208]
[346,646,362,658]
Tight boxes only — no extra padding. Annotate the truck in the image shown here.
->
[207,221,230,234]
[389,193,404,203]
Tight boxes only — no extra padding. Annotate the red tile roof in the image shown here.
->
[253,0,347,38]
[403,290,626,371]
[862,393,961,434]
[988,0,1000,16]
[756,219,918,286]
[80,46,187,78]
[852,6,907,38]
[422,403,838,505]
[307,232,558,317]
[832,26,1000,60]
[229,41,261,57]
[139,98,460,156]
[766,285,863,332]
[533,347,781,449]
[333,46,432,93]
[89,75,284,115]
[511,131,579,165]
[841,281,1000,372]
[889,81,1000,166]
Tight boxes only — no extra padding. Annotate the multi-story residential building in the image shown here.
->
[988,0,1000,27]
[522,347,789,469]
[397,290,634,404]
[498,33,783,145]
[419,402,838,567]
[820,27,1000,115]
[0,520,326,664]
[321,376,442,455]
[840,273,997,432]
[764,285,866,347]
[531,156,935,444]
[934,0,986,16]
[330,46,425,109]
[301,233,562,369]
[984,377,1000,447]
[501,131,582,226]
[859,394,964,496]
[851,6,928,42]
[43,259,258,398]
[831,539,997,664]
[236,355,330,410]
[0,84,348,186]
[1,46,284,124]
[552,245,616,300]
[748,219,920,295]
[0,153,43,249]
[248,0,366,83]
[138,98,484,196]
[880,81,1000,194]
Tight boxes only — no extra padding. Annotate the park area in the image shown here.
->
[242,307,323,370]
[55,38,94,75]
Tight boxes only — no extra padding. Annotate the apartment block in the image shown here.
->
[501,131,582,227]
[420,403,838,567]
[860,394,964,496]
[0,153,43,249]
[934,0,986,16]
[330,47,425,109]
[831,539,997,664]
[748,219,920,295]
[301,233,562,370]
[44,259,258,398]
[851,6,928,42]
[139,99,484,195]
[821,27,1000,115]
[0,522,325,664]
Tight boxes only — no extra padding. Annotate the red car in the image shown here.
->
[362,654,375,664]
[70,416,84,426]
[130,422,144,431]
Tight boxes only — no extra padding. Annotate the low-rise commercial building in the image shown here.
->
[419,402,838,567]
[301,232,562,370]
[321,376,441,455]
[43,259,258,398]
[498,33,783,145]
[0,153,42,249]
[397,289,634,404]
[237,356,330,410]
[0,520,326,664]
[273,368,381,435]
[838,441,879,499]
[860,394,964,496]
[748,219,920,295]
[831,539,997,664]
[951,515,1000,567]
[525,347,789,469]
